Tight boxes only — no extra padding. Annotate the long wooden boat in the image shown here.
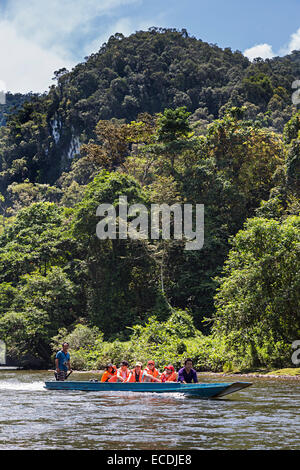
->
[44,380,252,398]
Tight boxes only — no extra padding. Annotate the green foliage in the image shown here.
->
[51,310,203,371]
[283,111,300,145]
[0,28,298,197]
[0,29,299,370]
[157,107,192,142]
[213,216,300,367]
[52,309,286,372]
[242,73,273,106]
[0,282,17,315]
[52,324,103,351]
[0,202,71,282]
[0,92,36,127]
[0,267,78,362]
[157,110,285,326]
[71,171,169,336]
[282,111,300,197]
[7,180,62,214]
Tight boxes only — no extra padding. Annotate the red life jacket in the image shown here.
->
[161,371,177,382]
[127,369,143,382]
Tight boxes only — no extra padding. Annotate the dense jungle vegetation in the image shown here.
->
[0,28,299,371]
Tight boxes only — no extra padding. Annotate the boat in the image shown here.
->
[44,380,252,398]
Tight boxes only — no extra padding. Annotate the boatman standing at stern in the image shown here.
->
[55,342,72,381]
[177,358,198,384]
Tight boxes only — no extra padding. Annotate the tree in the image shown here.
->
[242,73,273,107]
[204,110,284,225]
[80,119,131,170]
[283,111,300,197]
[157,107,192,142]
[0,267,78,363]
[7,180,62,214]
[71,171,168,336]
[212,216,300,366]
[0,202,72,281]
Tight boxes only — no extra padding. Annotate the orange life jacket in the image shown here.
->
[119,367,130,380]
[101,367,117,383]
[127,369,143,382]
[142,367,160,382]
[161,371,177,382]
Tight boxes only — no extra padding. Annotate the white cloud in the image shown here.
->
[243,43,275,61]
[0,20,74,94]
[0,80,7,93]
[279,27,300,55]
[244,26,300,62]
[0,0,143,93]
[4,0,142,39]
[288,27,300,51]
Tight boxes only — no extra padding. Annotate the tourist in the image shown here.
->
[142,360,161,382]
[161,365,177,382]
[101,364,117,382]
[109,360,130,382]
[126,362,143,382]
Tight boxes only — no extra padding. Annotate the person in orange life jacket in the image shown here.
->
[109,360,130,382]
[126,362,143,382]
[101,364,117,382]
[160,365,177,382]
[142,360,161,382]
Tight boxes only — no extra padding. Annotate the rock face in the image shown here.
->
[67,134,81,160]
[50,117,61,144]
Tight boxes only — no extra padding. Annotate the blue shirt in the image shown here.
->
[177,367,198,383]
[56,350,70,371]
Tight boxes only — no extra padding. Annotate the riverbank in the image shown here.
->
[198,369,300,380]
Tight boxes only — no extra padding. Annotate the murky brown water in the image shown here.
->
[0,370,299,450]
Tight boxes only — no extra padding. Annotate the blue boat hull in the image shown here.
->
[44,381,252,398]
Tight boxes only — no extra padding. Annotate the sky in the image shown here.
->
[0,0,300,94]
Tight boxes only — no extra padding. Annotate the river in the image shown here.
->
[0,370,299,450]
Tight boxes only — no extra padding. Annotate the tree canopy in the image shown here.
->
[0,29,299,370]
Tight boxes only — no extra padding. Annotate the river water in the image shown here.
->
[0,370,299,450]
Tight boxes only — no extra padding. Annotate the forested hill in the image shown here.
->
[1,28,300,192]
[0,28,299,370]
[0,92,37,127]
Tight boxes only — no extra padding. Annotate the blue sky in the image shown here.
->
[0,0,300,93]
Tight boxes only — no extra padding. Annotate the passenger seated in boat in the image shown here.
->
[125,362,143,382]
[101,364,117,382]
[160,365,177,382]
[177,358,198,383]
[109,360,130,382]
[142,360,161,383]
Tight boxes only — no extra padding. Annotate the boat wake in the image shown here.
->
[0,381,45,392]
[88,391,187,401]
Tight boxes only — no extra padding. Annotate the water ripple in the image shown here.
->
[0,371,299,450]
